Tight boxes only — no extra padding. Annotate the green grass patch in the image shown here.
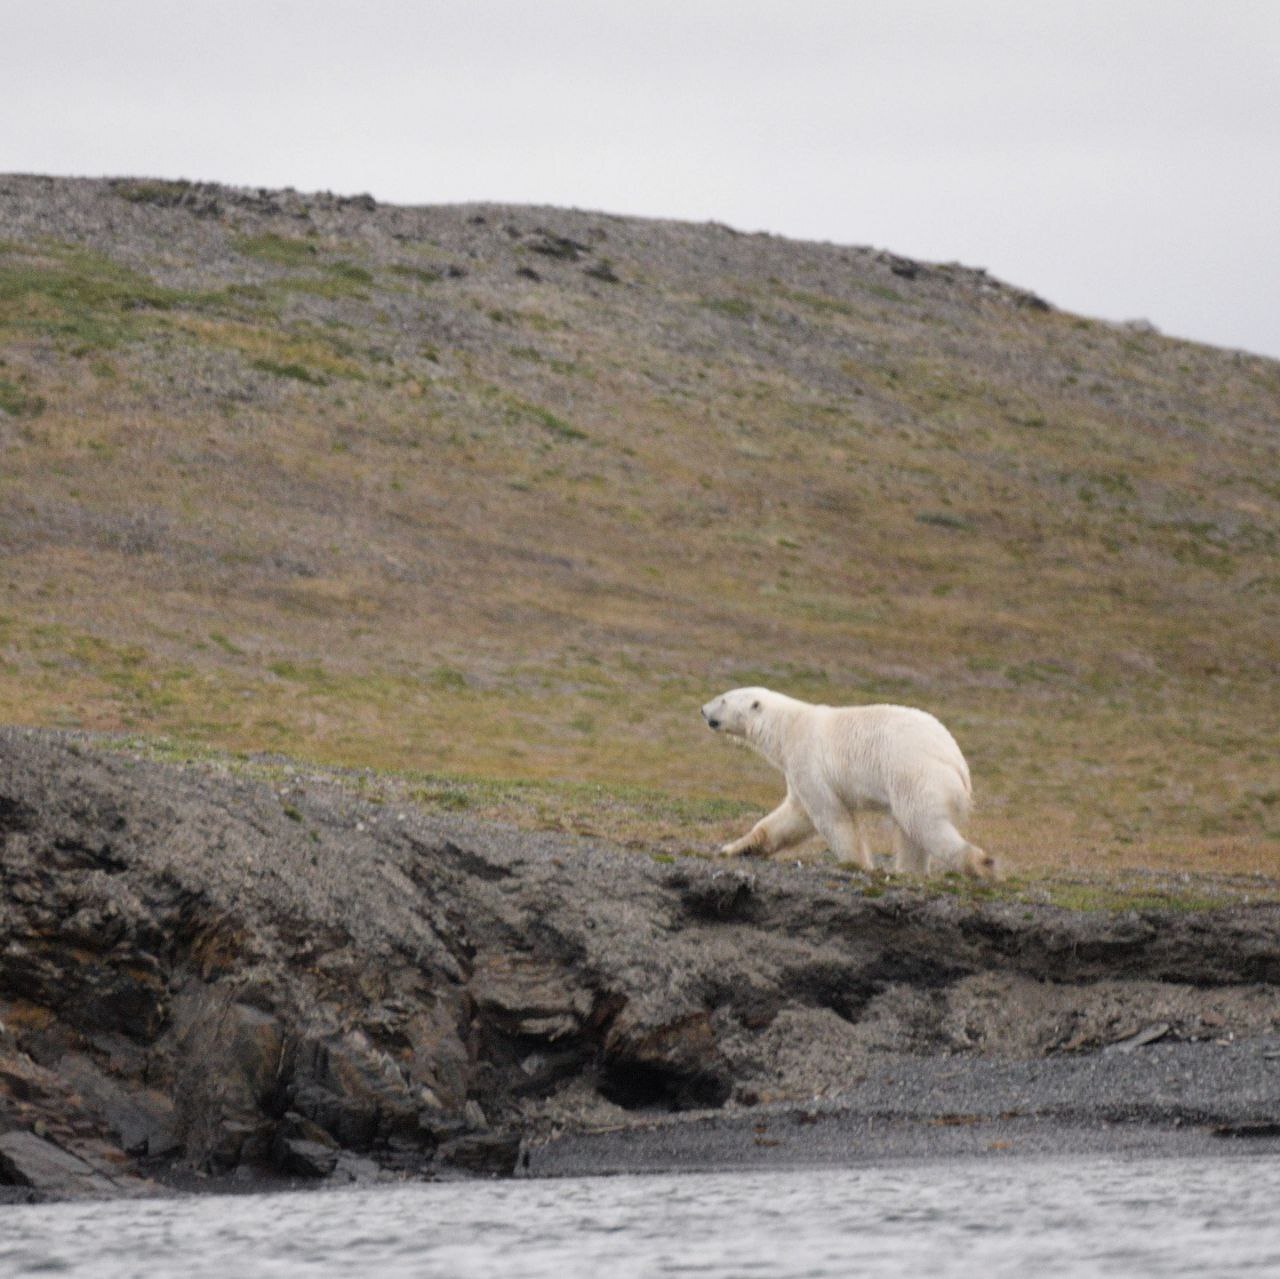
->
[112,179,199,207]
[701,297,755,321]
[507,398,587,441]
[0,244,195,352]
[409,782,472,811]
[510,346,580,376]
[778,288,857,318]
[0,376,44,417]
[328,261,374,286]
[0,240,272,350]
[428,666,469,691]
[1037,879,1225,913]
[915,511,974,531]
[390,264,443,286]
[233,233,319,267]
[273,276,368,301]
[251,357,329,385]
[264,261,375,301]
[534,408,586,440]
[169,313,369,382]
[267,659,337,686]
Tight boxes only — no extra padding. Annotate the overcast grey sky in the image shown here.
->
[5,1,1279,357]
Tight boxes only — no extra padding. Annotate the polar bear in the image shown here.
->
[701,687,997,878]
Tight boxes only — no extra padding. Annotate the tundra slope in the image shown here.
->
[0,176,1278,874]
[2,729,1279,1199]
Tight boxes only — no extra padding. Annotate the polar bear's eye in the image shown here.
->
[751,700,760,710]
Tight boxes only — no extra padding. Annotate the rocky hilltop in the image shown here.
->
[3,728,1278,1200]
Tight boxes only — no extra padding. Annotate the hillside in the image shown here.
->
[1,174,1277,875]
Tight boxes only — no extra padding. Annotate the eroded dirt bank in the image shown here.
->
[2,728,1278,1200]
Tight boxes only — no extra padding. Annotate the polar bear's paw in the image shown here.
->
[720,836,766,858]
[963,844,1000,880]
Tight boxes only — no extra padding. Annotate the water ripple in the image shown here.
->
[4,1153,1280,1278]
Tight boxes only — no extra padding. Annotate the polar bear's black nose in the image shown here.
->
[707,717,721,729]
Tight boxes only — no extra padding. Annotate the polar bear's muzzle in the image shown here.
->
[700,703,722,730]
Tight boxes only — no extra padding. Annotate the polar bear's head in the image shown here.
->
[700,687,769,740]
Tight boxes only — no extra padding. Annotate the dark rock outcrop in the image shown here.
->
[2,728,1279,1198]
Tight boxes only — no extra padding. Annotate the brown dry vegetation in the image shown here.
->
[1,175,1277,881]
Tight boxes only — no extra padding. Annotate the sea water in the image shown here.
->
[3,1154,1279,1278]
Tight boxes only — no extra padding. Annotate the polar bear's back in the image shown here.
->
[806,702,972,814]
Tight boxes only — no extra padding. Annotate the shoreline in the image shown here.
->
[3,727,1279,1202]
[525,1038,1280,1177]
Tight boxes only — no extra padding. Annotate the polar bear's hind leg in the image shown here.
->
[892,823,929,875]
[900,808,996,879]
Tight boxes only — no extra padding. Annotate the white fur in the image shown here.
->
[701,687,997,878]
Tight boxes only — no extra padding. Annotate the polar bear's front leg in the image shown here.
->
[720,794,814,858]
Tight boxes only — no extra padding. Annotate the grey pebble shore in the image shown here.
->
[527,1039,1280,1175]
